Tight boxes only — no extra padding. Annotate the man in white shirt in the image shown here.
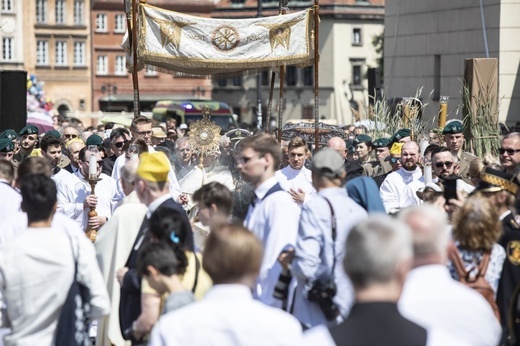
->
[0,174,110,346]
[275,136,316,206]
[398,204,502,346]
[40,133,71,185]
[149,223,302,345]
[380,141,423,213]
[238,134,300,308]
[57,146,118,231]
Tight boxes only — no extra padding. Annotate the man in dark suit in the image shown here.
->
[116,151,190,345]
[303,215,427,345]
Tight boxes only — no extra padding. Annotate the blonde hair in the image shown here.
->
[452,195,501,251]
[468,155,501,182]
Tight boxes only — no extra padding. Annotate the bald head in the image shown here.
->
[402,141,419,153]
[327,137,347,159]
[401,141,420,171]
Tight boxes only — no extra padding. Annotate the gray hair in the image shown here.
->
[502,132,520,142]
[398,204,448,257]
[175,137,192,150]
[120,157,139,184]
[345,215,413,290]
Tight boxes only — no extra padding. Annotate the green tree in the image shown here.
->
[372,30,384,83]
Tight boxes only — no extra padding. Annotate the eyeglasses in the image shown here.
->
[236,155,262,165]
[434,161,454,169]
[137,131,153,137]
[64,134,78,139]
[390,157,400,164]
[498,148,520,156]
[114,140,128,148]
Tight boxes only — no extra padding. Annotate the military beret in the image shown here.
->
[0,129,18,141]
[473,167,519,195]
[86,134,103,147]
[19,124,39,136]
[442,120,464,134]
[353,134,372,145]
[0,138,14,152]
[345,139,355,154]
[390,128,411,143]
[373,138,391,148]
[45,130,61,138]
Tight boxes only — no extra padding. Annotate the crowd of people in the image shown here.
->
[0,113,518,346]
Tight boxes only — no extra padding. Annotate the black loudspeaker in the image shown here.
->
[0,70,27,132]
[367,68,382,105]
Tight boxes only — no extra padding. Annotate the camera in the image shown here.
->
[307,280,340,321]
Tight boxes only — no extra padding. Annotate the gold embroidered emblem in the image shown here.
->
[212,26,240,51]
[151,17,195,49]
[257,18,303,51]
[507,241,520,266]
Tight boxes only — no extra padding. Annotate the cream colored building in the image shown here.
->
[211,1,384,126]
[23,0,91,115]
[0,0,24,70]
[384,0,520,126]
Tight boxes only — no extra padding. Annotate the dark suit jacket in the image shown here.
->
[119,197,189,341]
[63,163,75,173]
[329,302,427,346]
[101,154,117,176]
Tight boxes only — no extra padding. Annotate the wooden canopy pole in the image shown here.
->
[131,0,141,117]
[266,71,276,133]
[313,0,320,149]
[277,1,288,143]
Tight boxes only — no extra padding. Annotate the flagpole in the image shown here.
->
[131,0,140,117]
[256,0,263,130]
[266,71,276,133]
[277,1,288,143]
[313,0,320,149]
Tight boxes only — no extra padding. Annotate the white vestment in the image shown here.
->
[379,167,423,213]
[275,165,316,205]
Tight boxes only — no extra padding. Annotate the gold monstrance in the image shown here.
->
[188,106,222,168]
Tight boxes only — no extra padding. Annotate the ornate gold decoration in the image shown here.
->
[508,241,520,266]
[150,17,195,49]
[212,26,240,51]
[188,106,221,168]
[257,18,303,51]
[480,172,519,195]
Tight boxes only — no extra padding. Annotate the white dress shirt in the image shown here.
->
[380,167,423,213]
[292,187,368,327]
[275,165,316,205]
[148,284,302,346]
[399,264,502,346]
[0,181,21,225]
[244,176,301,308]
[56,171,118,230]
[0,225,110,346]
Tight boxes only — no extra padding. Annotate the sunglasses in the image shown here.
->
[114,140,128,148]
[64,134,78,139]
[236,155,262,165]
[434,161,454,169]
[498,148,520,156]
[83,160,103,166]
[390,157,400,164]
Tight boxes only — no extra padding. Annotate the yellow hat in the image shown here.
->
[137,152,170,182]
[389,142,403,155]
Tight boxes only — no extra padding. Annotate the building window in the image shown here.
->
[352,28,362,46]
[74,0,84,25]
[145,66,157,76]
[36,0,47,23]
[232,76,243,87]
[36,40,49,65]
[303,66,313,86]
[55,0,65,24]
[114,14,125,33]
[2,0,12,12]
[351,59,365,87]
[97,55,108,74]
[115,56,126,75]
[2,37,13,61]
[74,41,85,66]
[231,0,245,4]
[286,66,297,86]
[55,41,67,66]
[96,14,107,32]
[216,78,227,87]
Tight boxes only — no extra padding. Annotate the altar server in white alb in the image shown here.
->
[379,141,423,213]
[57,146,118,231]
[275,136,316,207]
[238,134,301,308]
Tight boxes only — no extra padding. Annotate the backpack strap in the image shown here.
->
[448,243,468,279]
[476,251,491,279]
[191,252,200,294]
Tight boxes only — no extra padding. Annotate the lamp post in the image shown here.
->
[101,83,117,111]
